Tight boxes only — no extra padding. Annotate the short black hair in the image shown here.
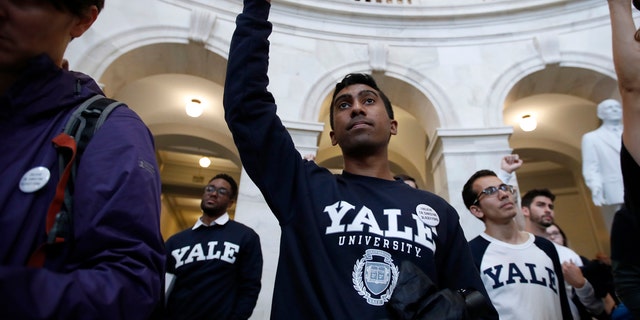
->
[521,188,555,208]
[329,73,393,130]
[462,170,497,210]
[50,0,104,17]
[209,173,238,200]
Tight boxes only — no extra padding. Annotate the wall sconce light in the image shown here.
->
[199,156,211,168]
[519,114,537,132]
[185,98,203,118]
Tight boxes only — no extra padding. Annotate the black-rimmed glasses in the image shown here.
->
[472,184,515,205]
[204,185,230,196]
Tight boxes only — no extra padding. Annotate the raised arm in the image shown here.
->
[223,0,307,221]
[608,0,640,162]
[497,154,522,184]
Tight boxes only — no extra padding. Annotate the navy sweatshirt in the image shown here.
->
[165,218,263,320]
[224,1,497,318]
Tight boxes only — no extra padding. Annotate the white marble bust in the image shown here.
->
[581,99,624,207]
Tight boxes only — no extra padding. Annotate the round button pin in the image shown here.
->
[416,204,440,227]
[19,166,51,193]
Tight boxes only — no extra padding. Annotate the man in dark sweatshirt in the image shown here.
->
[223,0,498,318]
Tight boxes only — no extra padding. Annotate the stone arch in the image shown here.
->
[81,35,239,162]
[486,55,547,127]
[109,71,237,163]
[487,54,617,190]
[487,53,618,127]
[304,62,453,143]
[72,20,232,81]
[98,42,228,98]
[492,54,618,256]
[306,64,448,191]
[86,39,240,233]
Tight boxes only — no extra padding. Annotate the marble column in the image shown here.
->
[427,127,515,240]
[232,119,324,319]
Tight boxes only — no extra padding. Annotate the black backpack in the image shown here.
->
[28,95,122,267]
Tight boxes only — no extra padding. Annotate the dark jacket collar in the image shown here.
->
[0,54,102,122]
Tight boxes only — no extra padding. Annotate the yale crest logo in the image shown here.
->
[352,249,399,306]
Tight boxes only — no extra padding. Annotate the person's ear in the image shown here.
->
[470,205,484,220]
[70,6,99,38]
[521,206,530,218]
[330,131,338,146]
[389,119,398,136]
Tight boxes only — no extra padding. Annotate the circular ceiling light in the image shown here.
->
[519,114,537,132]
[185,98,203,118]
[199,156,211,168]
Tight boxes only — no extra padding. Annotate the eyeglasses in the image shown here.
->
[472,184,515,205]
[204,185,230,196]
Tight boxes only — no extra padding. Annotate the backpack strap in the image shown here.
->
[28,95,122,267]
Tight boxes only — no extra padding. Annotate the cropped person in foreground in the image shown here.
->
[607,0,640,316]
[0,1,165,318]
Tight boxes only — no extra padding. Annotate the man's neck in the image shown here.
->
[485,221,528,244]
[342,152,395,180]
[525,222,546,238]
[200,212,224,225]
[602,119,622,129]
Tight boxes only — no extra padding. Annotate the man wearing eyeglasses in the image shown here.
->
[462,170,573,319]
[164,173,263,320]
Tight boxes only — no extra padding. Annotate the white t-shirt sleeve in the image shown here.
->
[497,169,513,184]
